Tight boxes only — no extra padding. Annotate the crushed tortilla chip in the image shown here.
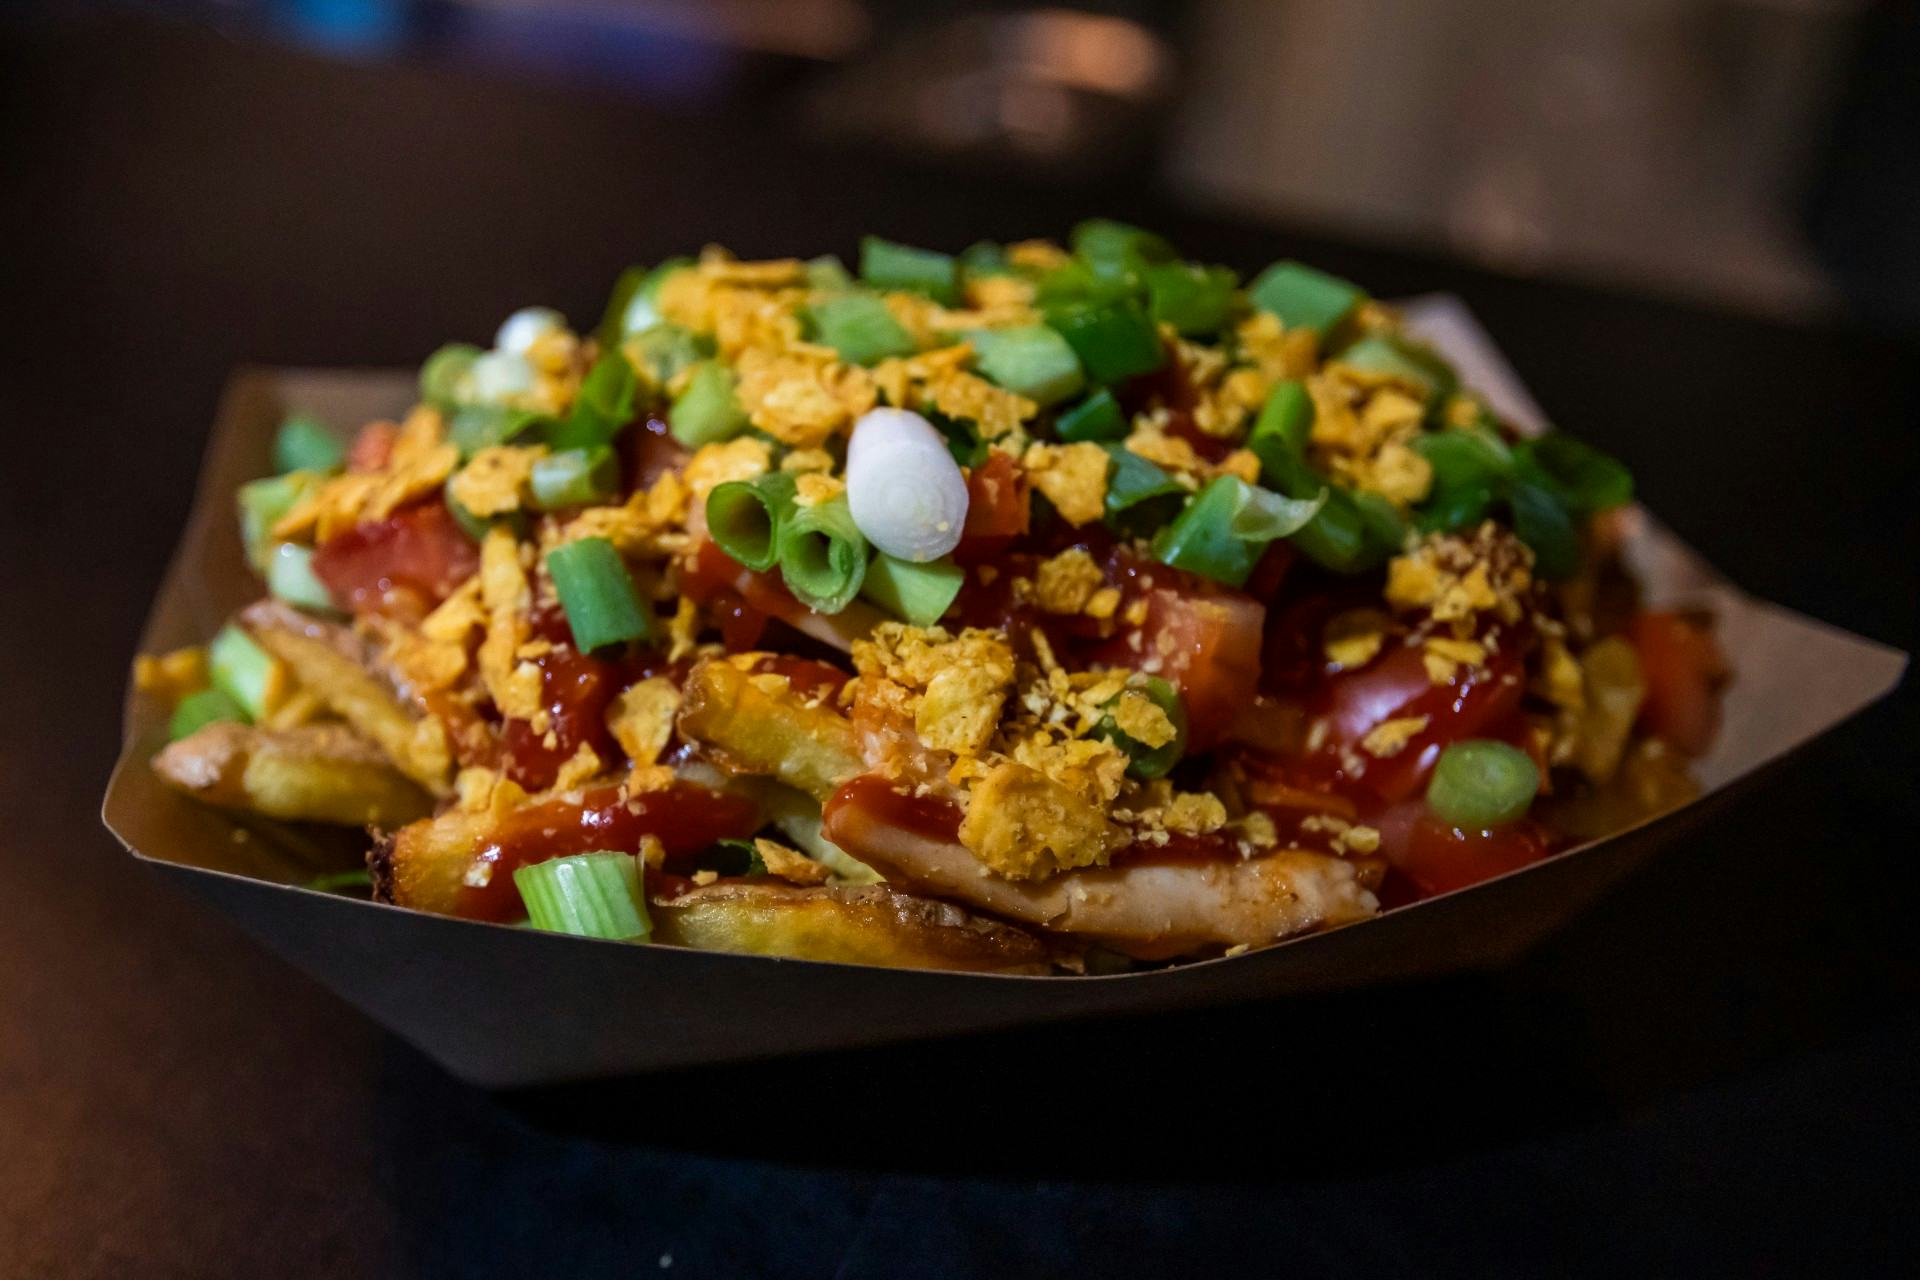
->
[1021,441,1109,526]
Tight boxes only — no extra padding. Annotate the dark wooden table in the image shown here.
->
[3,15,1915,1277]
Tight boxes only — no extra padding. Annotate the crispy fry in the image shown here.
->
[241,600,453,795]
[650,881,1057,973]
[677,658,863,802]
[152,722,433,827]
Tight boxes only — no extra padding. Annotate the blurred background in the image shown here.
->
[6,0,1916,327]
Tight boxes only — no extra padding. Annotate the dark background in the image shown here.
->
[3,7,1917,1277]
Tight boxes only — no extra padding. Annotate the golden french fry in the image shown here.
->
[676,659,863,802]
[241,600,453,795]
[152,722,433,827]
[650,881,1057,973]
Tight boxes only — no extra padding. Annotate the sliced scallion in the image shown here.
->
[531,446,620,511]
[669,360,749,447]
[859,236,960,306]
[237,471,321,572]
[546,537,656,653]
[449,404,550,460]
[706,471,799,573]
[1333,334,1456,405]
[777,494,869,614]
[600,257,693,345]
[1513,434,1633,518]
[1054,388,1128,443]
[169,686,246,740]
[1152,475,1325,587]
[1145,262,1238,336]
[514,851,652,941]
[266,542,338,613]
[419,342,484,409]
[623,322,708,390]
[208,625,279,721]
[1247,261,1365,336]
[862,553,965,626]
[1101,444,1185,535]
[1044,297,1165,384]
[1247,378,1314,472]
[272,415,344,475]
[807,254,853,291]
[808,293,917,366]
[1508,481,1580,580]
[548,350,637,452]
[1426,740,1540,829]
[966,325,1085,406]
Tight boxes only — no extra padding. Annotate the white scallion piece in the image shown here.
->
[844,408,970,563]
[468,350,536,404]
[494,306,565,358]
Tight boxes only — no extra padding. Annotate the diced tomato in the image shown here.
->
[345,421,399,473]
[681,538,806,627]
[955,452,1029,562]
[1100,584,1266,750]
[497,644,624,791]
[1627,611,1724,755]
[1384,808,1556,897]
[456,782,760,921]
[624,414,688,490]
[311,501,479,619]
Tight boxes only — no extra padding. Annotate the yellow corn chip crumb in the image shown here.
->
[605,676,681,767]
[1360,715,1429,758]
[1323,608,1390,670]
[1021,441,1109,526]
[754,838,831,886]
[793,473,845,508]
[449,445,544,518]
[551,742,604,792]
[134,647,207,700]
[1031,548,1105,615]
[1110,690,1177,749]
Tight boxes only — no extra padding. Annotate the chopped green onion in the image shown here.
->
[1145,262,1239,336]
[806,254,853,292]
[1034,259,1134,306]
[443,477,529,543]
[237,471,322,572]
[1508,481,1580,580]
[272,415,344,475]
[930,412,988,468]
[208,625,278,721]
[860,236,960,305]
[862,553,965,626]
[1055,388,1128,442]
[965,325,1085,406]
[958,240,1009,279]
[599,258,693,345]
[1513,435,1634,517]
[777,494,869,614]
[706,472,798,572]
[266,542,337,613]
[1152,476,1325,588]
[419,342,484,408]
[669,360,749,447]
[1247,379,1314,470]
[548,351,638,452]
[1071,218,1176,289]
[1333,334,1456,404]
[531,446,620,511]
[1426,740,1540,830]
[695,840,767,878]
[169,686,246,740]
[622,322,708,390]
[1101,444,1185,535]
[808,293,917,366]
[514,851,651,941]
[1043,297,1166,384]
[449,404,550,460]
[1095,677,1188,780]
[1413,426,1514,534]
[546,537,656,653]
[1248,261,1366,336]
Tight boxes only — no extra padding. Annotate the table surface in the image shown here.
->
[2,15,1915,1279]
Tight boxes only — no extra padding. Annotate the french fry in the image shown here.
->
[650,881,1058,973]
[152,722,433,827]
[676,658,863,802]
[241,600,453,795]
